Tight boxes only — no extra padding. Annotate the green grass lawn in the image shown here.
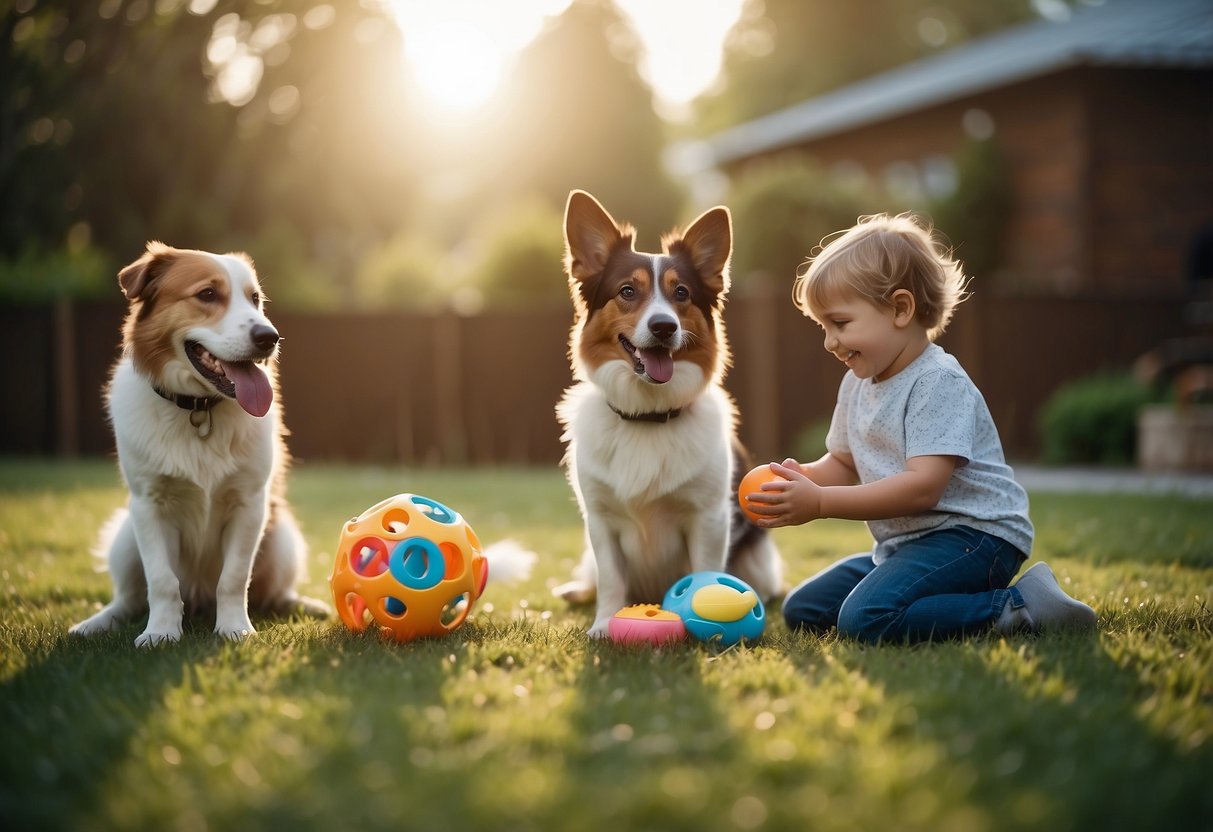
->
[1,459,1210,831]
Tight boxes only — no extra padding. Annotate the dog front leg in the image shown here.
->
[586,519,626,639]
[214,493,269,641]
[687,504,730,576]
[128,499,185,648]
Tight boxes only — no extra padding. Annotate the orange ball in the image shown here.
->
[738,464,784,523]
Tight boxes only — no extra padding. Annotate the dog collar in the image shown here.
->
[152,385,223,412]
[151,385,222,438]
[607,402,683,423]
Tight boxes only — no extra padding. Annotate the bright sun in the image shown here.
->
[389,0,571,114]
[387,0,745,118]
[404,20,502,111]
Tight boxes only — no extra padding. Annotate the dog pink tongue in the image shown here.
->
[222,360,273,417]
[639,348,674,384]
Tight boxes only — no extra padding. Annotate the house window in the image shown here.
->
[922,154,958,198]
[963,108,995,140]
[830,160,869,191]
[883,161,922,202]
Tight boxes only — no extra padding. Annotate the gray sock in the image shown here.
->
[1012,562,1097,632]
[993,600,1032,634]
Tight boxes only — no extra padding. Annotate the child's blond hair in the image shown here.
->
[792,213,970,341]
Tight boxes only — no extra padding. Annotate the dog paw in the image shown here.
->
[134,627,182,648]
[587,618,612,639]
[70,604,134,637]
[553,580,597,605]
[70,616,116,638]
[215,614,256,641]
[216,625,256,642]
[293,595,332,619]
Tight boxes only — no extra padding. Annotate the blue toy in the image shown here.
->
[657,571,765,646]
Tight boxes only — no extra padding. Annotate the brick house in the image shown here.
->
[670,0,1213,462]
[685,0,1213,298]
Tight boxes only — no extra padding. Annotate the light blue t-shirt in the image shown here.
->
[825,343,1033,564]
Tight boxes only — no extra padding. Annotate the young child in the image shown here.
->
[745,213,1096,643]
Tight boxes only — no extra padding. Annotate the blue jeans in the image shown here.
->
[782,526,1028,644]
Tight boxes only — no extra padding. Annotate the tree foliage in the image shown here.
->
[0,0,680,305]
[2,0,411,298]
[484,0,682,247]
[694,0,1038,134]
[2,0,1037,306]
[725,139,1014,293]
[465,198,568,310]
[726,156,870,287]
[926,137,1012,285]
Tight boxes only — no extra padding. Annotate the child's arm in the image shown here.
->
[779,452,858,488]
[750,455,958,527]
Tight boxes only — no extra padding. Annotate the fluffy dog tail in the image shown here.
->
[482,539,537,584]
[91,507,130,569]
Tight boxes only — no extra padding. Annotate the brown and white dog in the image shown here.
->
[554,191,782,638]
[70,242,327,647]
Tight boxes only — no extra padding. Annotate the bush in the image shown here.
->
[0,246,113,303]
[357,234,454,313]
[1037,372,1157,465]
[927,137,1012,284]
[466,199,567,310]
[235,220,341,311]
[726,156,871,289]
[791,418,832,462]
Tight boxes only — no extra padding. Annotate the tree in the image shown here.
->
[0,0,423,295]
[1,0,691,307]
[694,0,1039,134]
[475,0,684,247]
[465,198,568,310]
[726,155,871,287]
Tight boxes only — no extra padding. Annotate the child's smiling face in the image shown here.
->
[811,289,923,382]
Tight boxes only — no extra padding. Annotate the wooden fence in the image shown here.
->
[0,291,1184,465]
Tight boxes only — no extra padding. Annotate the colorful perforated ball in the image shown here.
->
[330,494,487,643]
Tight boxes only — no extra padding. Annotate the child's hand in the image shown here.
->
[745,459,824,528]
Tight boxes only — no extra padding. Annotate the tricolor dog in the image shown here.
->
[71,243,327,647]
[554,190,783,638]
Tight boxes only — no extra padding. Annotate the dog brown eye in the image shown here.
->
[620,285,636,300]
[251,292,260,306]
[674,285,690,301]
[196,288,218,303]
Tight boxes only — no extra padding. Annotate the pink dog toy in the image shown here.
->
[608,604,688,645]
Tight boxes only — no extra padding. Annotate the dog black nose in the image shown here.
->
[251,324,279,352]
[649,315,678,342]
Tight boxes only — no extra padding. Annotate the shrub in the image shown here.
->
[726,156,870,289]
[358,234,453,312]
[927,137,1012,284]
[236,220,340,311]
[0,246,112,302]
[791,418,832,462]
[1037,372,1157,465]
[466,199,567,310]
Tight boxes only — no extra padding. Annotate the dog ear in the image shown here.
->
[118,242,176,300]
[674,206,732,295]
[563,190,633,283]
[225,250,256,272]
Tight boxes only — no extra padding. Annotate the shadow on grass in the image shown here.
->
[554,641,727,830]
[838,632,1212,829]
[0,622,223,831]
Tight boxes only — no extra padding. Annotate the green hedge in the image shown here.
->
[1037,372,1157,465]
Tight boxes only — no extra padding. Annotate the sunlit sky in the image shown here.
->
[387,0,747,118]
